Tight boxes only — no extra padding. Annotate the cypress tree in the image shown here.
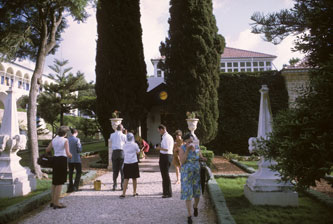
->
[160,0,225,143]
[95,0,148,142]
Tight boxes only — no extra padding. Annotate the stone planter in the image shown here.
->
[186,118,199,139]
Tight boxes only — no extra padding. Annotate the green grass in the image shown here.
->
[216,177,333,224]
[0,178,52,210]
[238,161,258,170]
[82,141,107,153]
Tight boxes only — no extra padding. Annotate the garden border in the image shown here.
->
[0,170,97,224]
[304,189,333,208]
[202,163,236,224]
[230,159,256,174]
[207,178,236,224]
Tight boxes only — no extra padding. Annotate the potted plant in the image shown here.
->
[110,110,122,131]
[186,111,199,138]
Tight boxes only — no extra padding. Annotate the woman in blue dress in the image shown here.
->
[179,133,206,224]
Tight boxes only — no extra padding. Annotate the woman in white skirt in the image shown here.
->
[120,132,140,198]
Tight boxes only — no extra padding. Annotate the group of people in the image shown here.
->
[110,124,206,224]
[46,126,82,209]
[46,123,206,224]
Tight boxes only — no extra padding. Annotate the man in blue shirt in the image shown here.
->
[67,128,82,193]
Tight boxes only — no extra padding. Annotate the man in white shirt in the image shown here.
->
[110,124,127,191]
[156,124,174,198]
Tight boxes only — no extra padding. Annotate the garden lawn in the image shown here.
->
[238,161,258,170]
[0,178,52,210]
[82,141,107,153]
[216,177,333,224]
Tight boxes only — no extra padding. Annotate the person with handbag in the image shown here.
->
[179,133,206,224]
[67,128,82,193]
[46,126,72,209]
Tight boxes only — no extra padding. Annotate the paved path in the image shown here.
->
[19,156,217,224]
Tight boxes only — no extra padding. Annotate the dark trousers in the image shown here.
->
[112,150,124,188]
[159,153,173,196]
[68,163,82,189]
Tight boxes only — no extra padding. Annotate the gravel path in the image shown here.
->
[19,156,216,224]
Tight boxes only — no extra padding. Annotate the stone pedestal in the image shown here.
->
[0,88,36,198]
[244,185,298,206]
[0,151,36,198]
[108,118,123,170]
[244,85,298,206]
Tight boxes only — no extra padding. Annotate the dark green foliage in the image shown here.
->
[95,0,148,142]
[201,149,214,168]
[207,71,288,155]
[0,0,89,62]
[257,59,333,190]
[160,0,225,144]
[251,0,333,66]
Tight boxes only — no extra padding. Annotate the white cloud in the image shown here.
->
[283,0,294,8]
[46,7,97,81]
[141,0,169,76]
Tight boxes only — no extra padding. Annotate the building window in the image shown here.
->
[254,68,258,71]
[246,68,251,72]
[241,68,245,72]
[228,69,232,72]
[240,62,245,67]
[259,62,264,67]
[227,62,232,67]
[1,76,4,84]
[157,70,162,77]
[221,69,226,72]
[246,62,251,67]
[266,61,271,66]
[260,68,264,71]
[18,80,22,88]
[253,62,258,67]
[5,77,9,86]
[234,68,238,72]
[26,83,29,90]
[233,62,238,67]
[221,62,225,67]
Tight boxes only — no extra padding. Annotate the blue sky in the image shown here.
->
[20,0,304,82]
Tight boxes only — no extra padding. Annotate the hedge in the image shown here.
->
[207,71,288,155]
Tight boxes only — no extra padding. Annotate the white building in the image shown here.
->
[150,47,277,79]
[0,61,55,136]
[146,47,277,145]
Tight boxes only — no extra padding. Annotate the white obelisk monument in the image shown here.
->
[0,87,36,198]
[244,85,298,206]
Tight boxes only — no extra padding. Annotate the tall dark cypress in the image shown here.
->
[95,0,148,142]
[160,0,225,143]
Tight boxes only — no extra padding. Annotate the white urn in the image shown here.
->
[110,118,123,131]
[186,118,199,139]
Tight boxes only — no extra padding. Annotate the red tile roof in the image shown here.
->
[152,47,276,61]
[221,47,276,59]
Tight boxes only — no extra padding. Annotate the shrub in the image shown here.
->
[201,149,214,168]
[207,71,288,155]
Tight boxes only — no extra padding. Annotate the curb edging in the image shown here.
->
[304,189,333,208]
[230,159,256,174]
[207,178,236,224]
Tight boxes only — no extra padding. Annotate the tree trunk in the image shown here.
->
[28,43,48,179]
[28,56,46,179]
